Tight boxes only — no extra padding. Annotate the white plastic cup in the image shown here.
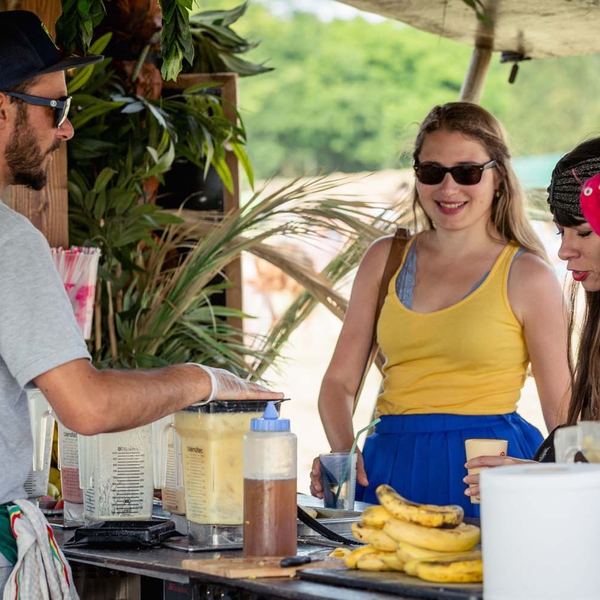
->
[465,438,508,504]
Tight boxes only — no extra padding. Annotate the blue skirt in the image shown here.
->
[356,412,543,518]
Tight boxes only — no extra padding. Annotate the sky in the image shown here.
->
[257,0,386,23]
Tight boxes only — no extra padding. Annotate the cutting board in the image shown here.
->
[182,557,344,579]
[298,568,483,600]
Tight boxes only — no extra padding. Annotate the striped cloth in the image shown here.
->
[2,499,78,600]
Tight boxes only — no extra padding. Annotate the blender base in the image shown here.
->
[161,537,243,552]
[162,523,243,552]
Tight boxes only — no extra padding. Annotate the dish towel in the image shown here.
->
[2,499,79,600]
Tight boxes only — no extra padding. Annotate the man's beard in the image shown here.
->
[5,104,61,191]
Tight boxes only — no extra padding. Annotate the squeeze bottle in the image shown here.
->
[243,401,297,557]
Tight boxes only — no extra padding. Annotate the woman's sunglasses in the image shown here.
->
[413,159,497,186]
[1,91,72,129]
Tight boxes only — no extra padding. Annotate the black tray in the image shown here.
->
[298,568,482,600]
[64,520,179,549]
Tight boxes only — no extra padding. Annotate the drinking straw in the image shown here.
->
[51,246,101,339]
[333,416,381,507]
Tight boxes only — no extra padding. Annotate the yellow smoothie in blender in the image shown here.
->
[174,401,274,529]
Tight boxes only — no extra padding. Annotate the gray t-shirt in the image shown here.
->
[0,200,91,504]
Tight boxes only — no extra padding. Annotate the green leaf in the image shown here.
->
[230,141,254,189]
[210,153,233,193]
[93,168,117,193]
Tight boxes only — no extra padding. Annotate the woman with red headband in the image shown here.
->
[465,137,600,496]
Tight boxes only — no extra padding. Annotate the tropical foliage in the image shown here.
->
[70,165,407,372]
[57,0,195,80]
[186,2,273,76]
[219,2,598,180]
[61,10,411,376]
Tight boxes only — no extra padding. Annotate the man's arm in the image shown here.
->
[34,359,282,435]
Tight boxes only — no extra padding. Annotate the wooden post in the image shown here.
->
[162,73,243,328]
[3,1,69,248]
[459,45,492,104]
[214,74,243,329]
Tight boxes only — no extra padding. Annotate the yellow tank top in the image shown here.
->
[376,239,528,416]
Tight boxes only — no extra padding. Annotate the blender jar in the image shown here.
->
[174,400,278,546]
[78,425,154,522]
[24,388,55,499]
[152,415,186,516]
[57,421,84,526]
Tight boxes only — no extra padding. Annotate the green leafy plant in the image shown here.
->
[70,168,407,372]
[68,34,251,195]
[186,3,273,76]
[62,6,411,378]
[58,0,195,80]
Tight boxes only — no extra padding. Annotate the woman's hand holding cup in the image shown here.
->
[463,453,534,501]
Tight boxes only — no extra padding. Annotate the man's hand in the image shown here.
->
[193,365,284,401]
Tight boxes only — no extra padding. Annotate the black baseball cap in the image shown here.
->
[0,10,103,89]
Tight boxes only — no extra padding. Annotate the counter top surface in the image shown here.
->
[53,528,480,600]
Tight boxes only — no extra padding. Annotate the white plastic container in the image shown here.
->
[554,421,600,463]
[78,425,154,522]
[57,421,84,526]
[152,415,186,515]
[24,388,55,499]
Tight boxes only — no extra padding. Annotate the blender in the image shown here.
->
[57,421,85,526]
[24,388,55,499]
[165,400,279,551]
[152,415,187,533]
[78,425,154,522]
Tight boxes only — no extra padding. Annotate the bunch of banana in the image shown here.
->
[383,519,480,553]
[350,522,397,551]
[344,544,405,572]
[347,520,404,571]
[345,484,482,583]
[376,484,463,528]
[404,551,483,583]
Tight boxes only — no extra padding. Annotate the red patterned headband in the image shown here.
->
[581,173,600,235]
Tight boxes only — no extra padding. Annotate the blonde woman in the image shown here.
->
[311,103,570,517]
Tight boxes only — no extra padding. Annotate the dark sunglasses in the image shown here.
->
[413,159,497,186]
[1,91,72,129]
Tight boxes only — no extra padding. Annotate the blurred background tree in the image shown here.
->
[198,0,600,180]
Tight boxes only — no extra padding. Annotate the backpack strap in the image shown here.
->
[352,227,412,414]
[375,227,411,330]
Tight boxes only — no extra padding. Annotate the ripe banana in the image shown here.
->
[383,518,480,553]
[367,529,398,552]
[351,521,379,543]
[405,551,483,583]
[404,551,481,576]
[396,540,446,563]
[356,550,394,572]
[361,505,393,528]
[376,484,463,528]
[379,551,405,572]
[344,545,376,569]
[328,547,351,558]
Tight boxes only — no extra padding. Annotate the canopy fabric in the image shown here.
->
[338,0,600,59]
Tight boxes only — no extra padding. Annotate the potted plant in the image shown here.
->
[64,3,412,375]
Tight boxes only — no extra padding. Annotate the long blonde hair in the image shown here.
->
[411,102,548,261]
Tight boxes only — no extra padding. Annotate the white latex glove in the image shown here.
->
[189,364,284,402]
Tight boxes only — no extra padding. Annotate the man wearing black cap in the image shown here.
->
[0,10,282,595]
